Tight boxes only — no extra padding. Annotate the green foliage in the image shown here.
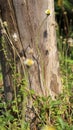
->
[54,1,73,129]
[0,87,73,130]
[0,1,73,130]
[33,92,73,129]
[0,76,30,130]
[55,0,73,11]
[63,0,73,11]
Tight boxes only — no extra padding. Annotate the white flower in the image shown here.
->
[67,38,73,47]
[12,33,18,42]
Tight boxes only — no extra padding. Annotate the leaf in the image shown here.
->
[0,126,6,130]
[57,117,65,129]
[65,59,73,64]
[30,89,35,95]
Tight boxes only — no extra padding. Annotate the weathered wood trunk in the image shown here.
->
[0,0,61,99]
[12,0,62,98]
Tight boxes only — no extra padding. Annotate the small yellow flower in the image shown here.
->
[45,9,50,15]
[24,59,34,67]
[41,125,56,130]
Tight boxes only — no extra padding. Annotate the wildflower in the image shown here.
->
[63,38,66,44]
[41,125,56,130]
[3,21,8,27]
[63,11,67,15]
[24,59,34,67]
[60,36,63,39]
[12,33,18,42]
[45,9,50,16]
[67,38,73,47]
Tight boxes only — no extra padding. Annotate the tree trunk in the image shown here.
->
[0,0,61,100]
[45,0,62,97]
[13,0,62,98]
